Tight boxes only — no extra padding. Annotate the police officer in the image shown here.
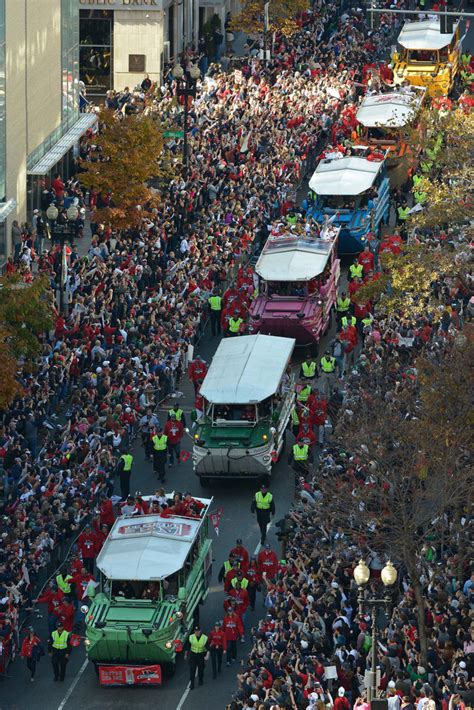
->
[336,291,351,325]
[151,425,168,482]
[208,291,222,337]
[349,259,363,280]
[251,482,275,545]
[340,314,357,330]
[186,625,209,689]
[227,310,243,337]
[299,354,317,381]
[168,405,186,426]
[290,437,312,477]
[48,621,70,682]
[116,449,134,500]
[320,350,336,397]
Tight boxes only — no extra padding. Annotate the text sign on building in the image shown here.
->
[79,0,160,8]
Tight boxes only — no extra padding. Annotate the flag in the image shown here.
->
[209,507,223,537]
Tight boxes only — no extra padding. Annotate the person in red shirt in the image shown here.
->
[225,583,249,627]
[57,596,75,632]
[208,621,227,678]
[246,556,261,611]
[228,539,249,575]
[72,566,95,602]
[20,627,43,681]
[94,524,109,554]
[223,560,241,593]
[35,582,64,633]
[358,245,375,275]
[334,687,351,710]
[222,608,243,666]
[163,413,185,465]
[296,421,317,448]
[258,544,279,580]
[348,277,363,302]
[99,495,115,528]
[188,357,208,393]
[77,524,97,574]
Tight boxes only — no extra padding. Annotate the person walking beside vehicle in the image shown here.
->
[48,621,71,682]
[151,425,168,482]
[222,608,243,666]
[300,354,317,381]
[163,412,184,466]
[319,350,336,397]
[116,449,133,500]
[208,621,227,678]
[208,291,222,336]
[138,408,160,460]
[186,625,209,689]
[251,482,275,545]
[20,627,44,682]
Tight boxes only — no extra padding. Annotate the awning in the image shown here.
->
[0,199,17,221]
[28,113,98,176]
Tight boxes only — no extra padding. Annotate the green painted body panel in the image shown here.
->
[196,421,270,448]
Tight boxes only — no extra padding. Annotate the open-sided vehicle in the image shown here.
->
[249,223,340,346]
[193,334,295,483]
[392,20,461,97]
[84,494,213,686]
[307,150,390,255]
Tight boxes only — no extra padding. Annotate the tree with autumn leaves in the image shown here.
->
[230,0,309,37]
[79,109,167,230]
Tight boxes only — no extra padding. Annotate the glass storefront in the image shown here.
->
[80,10,113,94]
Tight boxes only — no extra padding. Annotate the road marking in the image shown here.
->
[57,657,89,710]
[176,686,190,710]
[253,521,273,557]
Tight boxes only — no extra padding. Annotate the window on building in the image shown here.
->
[80,10,113,95]
[62,0,80,129]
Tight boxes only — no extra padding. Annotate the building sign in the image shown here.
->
[79,0,160,8]
[129,54,146,72]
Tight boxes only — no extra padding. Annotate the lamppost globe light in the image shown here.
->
[172,64,184,80]
[353,559,370,586]
[189,64,200,81]
[381,560,397,587]
[46,205,59,220]
[66,205,79,221]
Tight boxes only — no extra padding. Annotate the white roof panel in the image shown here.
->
[97,496,212,581]
[309,156,383,196]
[200,334,295,404]
[398,20,458,50]
[356,92,423,128]
[256,231,337,281]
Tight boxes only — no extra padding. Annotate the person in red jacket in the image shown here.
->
[72,566,95,601]
[188,357,208,393]
[99,495,115,528]
[94,524,109,554]
[228,539,249,575]
[77,524,97,574]
[222,608,243,666]
[246,556,261,611]
[223,560,241,593]
[225,584,249,634]
[35,582,64,633]
[258,544,279,580]
[57,597,75,632]
[208,621,227,678]
[20,627,43,681]
[358,245,375,275]
[163,414,185,466]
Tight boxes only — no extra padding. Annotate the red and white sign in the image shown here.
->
[117,521,192,537]
[99,665,162,686]
[209,507,223,537]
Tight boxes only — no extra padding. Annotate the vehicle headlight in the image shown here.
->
[262,455,271,462]
[165,641,173,649]
[262,434,268,441]
[84,639,91,647]
[176,611,183,619]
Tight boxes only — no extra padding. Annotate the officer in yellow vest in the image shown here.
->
[290,438,312,476]
[168,406,186,426]
[116,450,134,500]
[336,291,351,324]
[227,310,244,337]
[151,426,168,482]
[341,314,357,329]
[349,260,363,280]
[251,482,275,545]
[48,621,70,682]
[56,569,73,595]
[297,382,312,403]
[299,354,317,381]
[289,406,300,436]
[186,626,209,689]
[208,291,222,336]
[320,350,336,397]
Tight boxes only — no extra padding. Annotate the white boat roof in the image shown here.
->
[256,228,338,282]
[97,495,212,581]
[398,20,458,50]
[200,334,295,404]
[356,91,423,128]
[309,156,383,196]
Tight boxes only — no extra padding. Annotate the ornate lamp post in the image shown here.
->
[46,204,77,315]
[353,560,398,704]
[172,63,200,179]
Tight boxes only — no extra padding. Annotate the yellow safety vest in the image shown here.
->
[336,297,350,312]
[320,356,336,373]
[362,315,373,326]
[120,454,133,471]
[56,574,73,595]
[290,408,299,426]
[168,408,183,421]
[341,316,356,329]
[349,264,363,279]
[293,443,309,461]
[51,630,70,650]
[229,317,243,333]
[231,577,249,589]
[397,206,410,221]
[208,296,222,311]
[297,385,311,403]
[152,434,168,451]
[255,491,273,510]
[189,633,208,654]
[302,361,316,378]
[224,560,240,574]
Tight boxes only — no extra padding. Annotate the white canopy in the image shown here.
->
[97,497,212,581]
[398,20,458,51]
[309,156,383,196]
[356,92,423,128]
[200,334,295,404]
[256,232,337,282]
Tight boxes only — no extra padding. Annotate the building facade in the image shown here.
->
[0,0,96,264]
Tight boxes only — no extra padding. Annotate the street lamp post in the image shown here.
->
[46,204,77,315]
[353,560,398,705]
[172,63,200,179]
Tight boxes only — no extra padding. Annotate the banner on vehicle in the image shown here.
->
[99,665,162,686]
